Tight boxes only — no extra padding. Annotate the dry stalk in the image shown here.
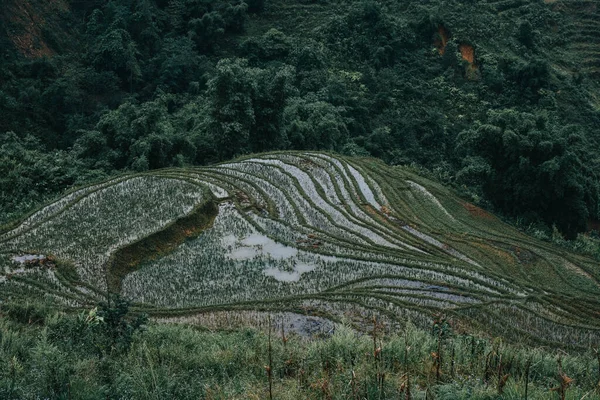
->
[265,315,273,400]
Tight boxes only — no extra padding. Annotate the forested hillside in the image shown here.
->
[1,0,600,239]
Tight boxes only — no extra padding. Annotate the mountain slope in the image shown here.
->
[1,152,599,349]
[2,0,600,239]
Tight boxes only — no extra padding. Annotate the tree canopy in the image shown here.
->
[1,0,600,237]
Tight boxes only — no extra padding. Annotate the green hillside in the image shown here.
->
[1,152,600,398]
[2,152,599,347]
[2,0,600,397]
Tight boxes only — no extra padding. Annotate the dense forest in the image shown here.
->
[1,0,600,238]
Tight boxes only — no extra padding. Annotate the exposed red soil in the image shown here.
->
[2,0,70,58]
[473,242,515,264]
[434,25,449,55]
[463,202,494,220]
[459,44,475,64]
[459,43,480,80]
[365,204,391,225]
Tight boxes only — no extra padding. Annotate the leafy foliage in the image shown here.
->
[457,110,598,237]
[96,296,148,354]
[1,0,600,237]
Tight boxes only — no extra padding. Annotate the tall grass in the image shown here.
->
[1,304,599,399]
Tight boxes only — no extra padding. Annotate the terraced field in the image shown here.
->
[1,152,599,348]
[555,0,600,78]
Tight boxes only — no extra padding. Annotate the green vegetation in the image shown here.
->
[107,196,218,293]
[2,152,599,351]
[1,299,600,399]
[1,0,600,238]
[3,0,600,396]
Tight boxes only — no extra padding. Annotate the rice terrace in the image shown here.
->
[5,0,600,395]
[2,151,599,350]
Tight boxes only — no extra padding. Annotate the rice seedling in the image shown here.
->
[0,151,598,350]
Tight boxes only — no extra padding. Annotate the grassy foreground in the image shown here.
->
[1,300,599,399]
